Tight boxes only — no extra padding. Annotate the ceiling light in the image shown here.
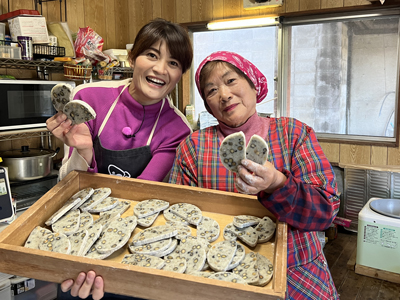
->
[207,16,278,30]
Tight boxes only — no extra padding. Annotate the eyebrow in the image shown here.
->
[147,46,178,61]
[148,47,160,54]
[205,70,234,89]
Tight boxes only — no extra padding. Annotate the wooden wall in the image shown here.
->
[1,0,400,167]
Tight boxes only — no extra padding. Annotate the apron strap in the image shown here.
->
[146,98,165,146]
[98,84,129,137]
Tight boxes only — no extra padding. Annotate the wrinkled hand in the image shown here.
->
[61,271,104,300]
[46,112,93,164]
[235,159,287,195]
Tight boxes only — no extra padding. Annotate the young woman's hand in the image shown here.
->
[61,271,104,300]
[46,112,93,164]
[235,159,287,195]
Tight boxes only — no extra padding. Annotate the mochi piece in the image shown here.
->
[245,134,269,166]
[63,100,96,125]
[219,131,246,173]
[207,240,237,272]
[51,83,73,112]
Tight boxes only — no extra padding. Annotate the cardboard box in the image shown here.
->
[8,16,49,43]
[0,171,287,300]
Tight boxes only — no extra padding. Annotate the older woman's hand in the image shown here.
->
[61,271,104,300]
[235,159,287,195]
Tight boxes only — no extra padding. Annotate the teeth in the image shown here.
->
[147,77,165,85]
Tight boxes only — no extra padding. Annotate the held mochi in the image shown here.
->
[63,100,96,125]
[51,83,73,112]
[219,131,246,173]
[245,135,269,166]
[219,132,269,172]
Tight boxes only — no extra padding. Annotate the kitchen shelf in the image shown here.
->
[0,58,64,70]
[110,67,133,73]
[0,128,51,142]
[0,58,133,77]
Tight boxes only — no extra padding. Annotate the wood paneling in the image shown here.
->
[176,0,191,23]
[104,0,116,51]
[152,0,162,19]
[65,0,86,35]
[370,146,388,166]
[339,144,371,165]
[344,0,372,7]
[320,142,340,163]
[212,0,224,19]
[300,0,321,11]
[161,0,175,22]
[113,0,130,49]
[83,0,106,50]
[285,0,301,13]
[321,0,344,9]
[192,0,214,22]
[223,0,242,18]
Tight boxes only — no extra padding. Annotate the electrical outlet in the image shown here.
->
[243,0,283,9]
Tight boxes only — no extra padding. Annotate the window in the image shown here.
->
[281,12,400,143]
[188,9,400,144]
[192,26,278,128]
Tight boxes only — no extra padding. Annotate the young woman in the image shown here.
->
[47,18,193,183]
[54,18,193,300]
[169,51,340,299]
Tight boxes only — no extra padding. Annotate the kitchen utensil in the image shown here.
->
[0,146,60,181]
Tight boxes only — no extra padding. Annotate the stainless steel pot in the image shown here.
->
[0,145,60,181]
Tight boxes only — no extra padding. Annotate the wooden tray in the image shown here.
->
[0,171,287,300]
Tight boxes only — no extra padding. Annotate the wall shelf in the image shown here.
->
[0,59,133,78]
[0,128,51,142]
[112,67,133,73]
[0,58,64,71]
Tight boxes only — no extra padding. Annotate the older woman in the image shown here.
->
[169,51,340,299]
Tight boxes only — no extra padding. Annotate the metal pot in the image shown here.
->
[0,145,60,181]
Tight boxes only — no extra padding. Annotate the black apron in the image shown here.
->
[93,84,165,178]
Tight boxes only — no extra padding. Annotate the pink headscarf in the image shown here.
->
[195,51,268,103]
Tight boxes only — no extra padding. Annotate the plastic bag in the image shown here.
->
[74,26,110,64]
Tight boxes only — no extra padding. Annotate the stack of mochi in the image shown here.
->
[223,215,276,247]
[124,201,219,274]
[126,202,276,286]
[24,192,276,287]
[25,187,135,259]
[51,83,96,125]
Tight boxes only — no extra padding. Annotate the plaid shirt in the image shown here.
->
[169,117,340,299]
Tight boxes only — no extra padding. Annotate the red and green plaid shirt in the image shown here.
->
[169,117,340,299]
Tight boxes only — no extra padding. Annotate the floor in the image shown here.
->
[323,227,400,300]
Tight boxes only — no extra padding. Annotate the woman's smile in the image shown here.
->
[146,76,166,87]
[224,103,239,112]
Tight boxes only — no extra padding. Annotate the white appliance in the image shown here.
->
[356,198,400,274]
[0,80,75,131]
